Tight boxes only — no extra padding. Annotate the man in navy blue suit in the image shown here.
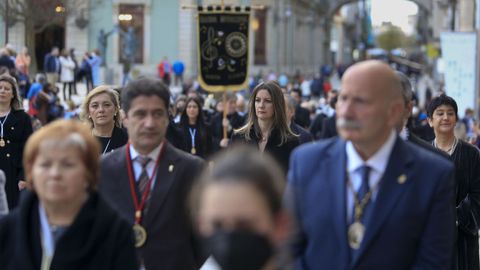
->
[286,60,455,270]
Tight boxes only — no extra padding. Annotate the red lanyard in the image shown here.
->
[125,141,166,224]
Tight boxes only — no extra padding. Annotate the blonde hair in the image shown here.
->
[23,120,101,191]
[79,85,121,128]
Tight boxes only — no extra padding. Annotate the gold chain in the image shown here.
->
[346,173,381,221]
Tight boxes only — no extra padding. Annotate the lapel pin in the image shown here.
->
[168,165,174,172]
[397,174,407,184]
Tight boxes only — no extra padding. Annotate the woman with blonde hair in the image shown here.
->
[0,120,138,269]
[231,81,299,173]
[0,74,33,209]
[80,85,128,155]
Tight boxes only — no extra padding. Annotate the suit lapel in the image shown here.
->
[350,138,414,267]
[326,139,349,256]
[143,143,177,228]
[110,147,137,222]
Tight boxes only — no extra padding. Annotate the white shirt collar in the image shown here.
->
[129,142,164,163]
[346,129,397,175]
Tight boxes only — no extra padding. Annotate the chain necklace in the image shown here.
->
[433,137,458,156]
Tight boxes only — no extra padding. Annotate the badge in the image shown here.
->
[133,223,147,248]
[0,139,4,147]
[348,221,365,249]
[191,147,196,154]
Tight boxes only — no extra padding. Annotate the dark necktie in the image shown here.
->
[136,155,151,195]
[358,165,371,203]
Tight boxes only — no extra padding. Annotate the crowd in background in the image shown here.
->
[0,42,479,270]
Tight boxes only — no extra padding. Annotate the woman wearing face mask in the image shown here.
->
[0,74,33,210]
[177,96,212,158]
[0,120,138,269]
[230,81,299,173]
[80,86,128,155]
[191,147,291,270]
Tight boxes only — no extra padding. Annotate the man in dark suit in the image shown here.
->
[285,94,313,145]
[286,60,455,269]
[290,88,311,129]
[99,77,205,270]
[395,71,449,158]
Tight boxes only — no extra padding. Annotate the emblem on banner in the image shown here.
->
[197,10,251,92]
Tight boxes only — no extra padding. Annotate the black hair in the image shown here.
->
[121,76,170,113]
[427,94,458,120]
[291,88,302,98]
[180,96,206,127]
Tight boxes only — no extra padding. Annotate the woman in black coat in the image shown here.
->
[427,95,480,270]
[176,96,212,159]
[0,120,138,270]
[0,74,33,210]
[80,86,128,155]
[230,81,299,173]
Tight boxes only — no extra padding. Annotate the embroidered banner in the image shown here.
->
[197,11,250,92]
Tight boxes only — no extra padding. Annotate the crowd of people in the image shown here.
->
[0,43,479,270]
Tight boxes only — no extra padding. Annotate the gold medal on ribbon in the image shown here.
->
[133,223,147,248]
[191,147,196,154]
[0,139,4,147]
[348,221,365,249]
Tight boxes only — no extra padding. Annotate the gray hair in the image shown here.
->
[395,71,413,106]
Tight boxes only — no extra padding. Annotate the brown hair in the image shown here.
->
[0,73,23,110]
[190,146,285,222]
[23,120,101,191]
[235,81,296,144]
[79,85,121,128]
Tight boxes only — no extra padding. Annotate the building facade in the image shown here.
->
[1,0,342,85]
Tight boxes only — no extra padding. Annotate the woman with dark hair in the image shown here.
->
[427,94,480,270]
[231,81,299,173]
[0,74,33,210]
[177,96,212,158]
[190,147,291,270]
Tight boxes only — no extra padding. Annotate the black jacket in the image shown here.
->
[212,111,245,152]
[0,109,33,209]
[99,143,206,270]
[319,115,337,140]
[97,126,128,155]
[294,106,311,129]
[231,128,299,173]
[0,191,138,270]
[290,122,313,145]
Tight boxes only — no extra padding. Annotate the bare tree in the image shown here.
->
[0,0,92,74]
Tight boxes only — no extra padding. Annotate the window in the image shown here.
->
[118,4,144,64]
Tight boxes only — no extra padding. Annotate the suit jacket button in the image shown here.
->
[11,127,14,130]
[6,153,10,157]
[6,140,10,143]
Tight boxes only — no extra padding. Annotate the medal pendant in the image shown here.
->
[0,139,4,147]
[348,221,365,249]
[191,148,196,154]
[133,223,147,248]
